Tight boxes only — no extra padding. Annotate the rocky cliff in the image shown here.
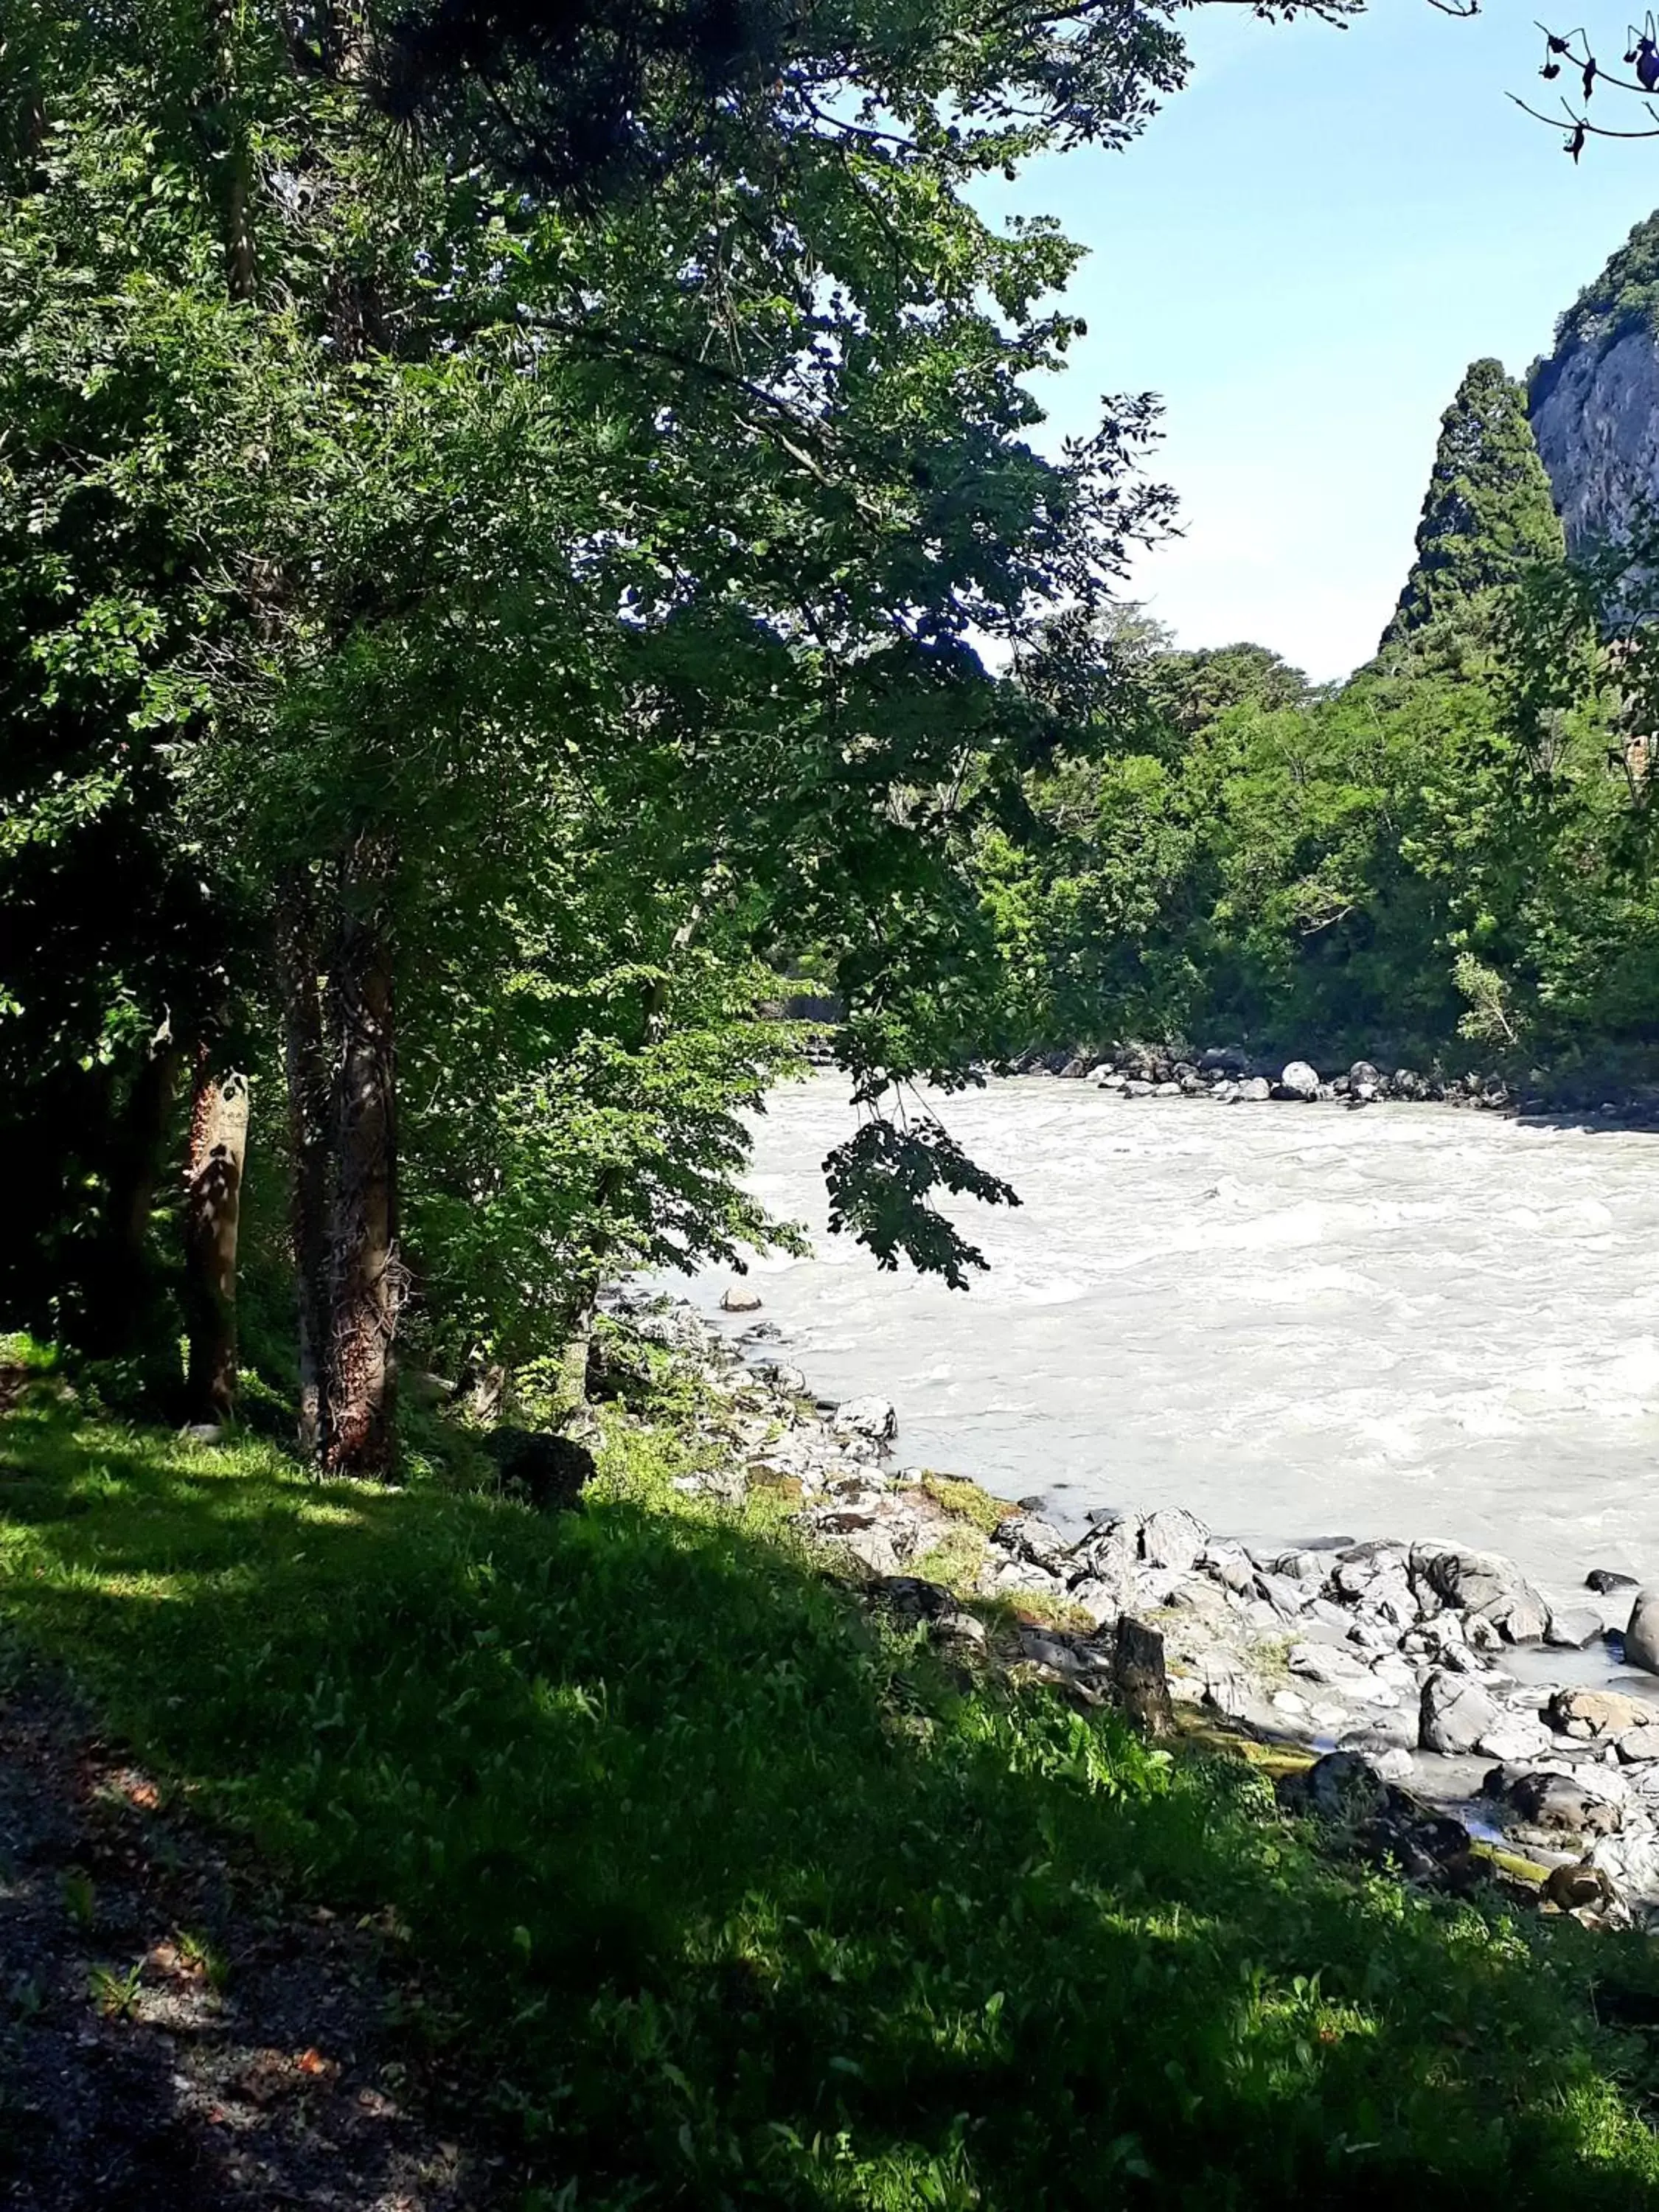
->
[1529,212,1659,555]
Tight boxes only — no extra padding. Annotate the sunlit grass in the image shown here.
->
[2,1369,1659,2207]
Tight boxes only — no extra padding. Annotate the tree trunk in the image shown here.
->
[321,886,400,1478]
[182,1055,249,1424]
[276,875,330,1458]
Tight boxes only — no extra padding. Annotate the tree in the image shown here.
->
[1381,360,1564,649]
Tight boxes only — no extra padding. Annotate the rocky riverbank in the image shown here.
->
[616,1287,1659,1925]
[1006,1039,1659,1121]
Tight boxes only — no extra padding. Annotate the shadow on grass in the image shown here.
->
[3,1397,1659,2209]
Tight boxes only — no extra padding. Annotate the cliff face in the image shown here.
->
[1530,324,1659,555]
[1528,212,1659,555]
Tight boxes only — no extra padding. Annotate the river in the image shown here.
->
[672,1071,1659,1596]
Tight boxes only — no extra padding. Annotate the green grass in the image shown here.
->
[3,1366,1659,2208]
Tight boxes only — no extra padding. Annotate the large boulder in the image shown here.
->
[1411,1545,1551,1644]
[1278,1060,1321,1101]
[1546,1686,1659,1741]
[1419,1670,1500,1754]
[1485,1767,1622,1841]
[1624,1587,1659,1674]
[831,1395,898,1446]
[1139,1506,1207,1574]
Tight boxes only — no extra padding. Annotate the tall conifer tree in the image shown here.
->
[1382,358,1563,646]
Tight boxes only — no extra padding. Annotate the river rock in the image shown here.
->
[1616,1725,1659,1764]
[831,1395,897,1445]
[1411,1545,1551,1644]
[1587,1568,1640,1595]
[1338,1734,1415,1781]
[1271,1548,1328,1582]
[1278,1060,1320,1100]
[1420,1669,1499,1753]
[1140,1506,1207,1573]
[1254,1572,1312,1621]
[720,1282,764,1312]
[1486,1767,1622,1840]
[1068,1514,1141,1585]
[990,1512,1069,1575]
[1239,1077,1272,1102]
[1349,1060,1382,1097]
[1288,1640,1370,1687]
[1199,1542,1255,1595]
[1476,1715,1556,1764]
[1544,1603,1607,1650]
[1547,1686,1659,1740]
[1624,1587,1659,1675]
[1279,1750,1388,1823]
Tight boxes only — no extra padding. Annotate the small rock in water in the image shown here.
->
[1419,1669,1499,1754]
[1544,1604,1606,1651]
[1625,1588,1659,1676]
[1587,1568,1640,1595]
[720,1282,764,1313]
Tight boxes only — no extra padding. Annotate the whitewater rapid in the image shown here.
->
[673,1072,1659,1596]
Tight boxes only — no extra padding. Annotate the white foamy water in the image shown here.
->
[672,1073,1659,1593]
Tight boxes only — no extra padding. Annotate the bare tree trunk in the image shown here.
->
[182,1054,250,1425]
[321,877,400,1478]
[276,874,330,1457]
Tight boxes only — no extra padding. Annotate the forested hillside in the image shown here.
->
[980,316,1659,1077]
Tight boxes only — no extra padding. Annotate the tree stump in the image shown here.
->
[1113,1614,1175,1738]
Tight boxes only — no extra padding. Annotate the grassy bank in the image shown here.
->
[4,1353,1659,2207]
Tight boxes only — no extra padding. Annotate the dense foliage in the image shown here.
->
[0,0,1242,1450]
[1382,358,1563,648]
[978,355,1659,1075]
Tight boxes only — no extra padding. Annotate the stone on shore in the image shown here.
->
[1543,1603,1606,1650]
[1412,1545,1551,1644]
[1547,1686,1658,1740]
[1624,1587,1659,1674]
[1278,1060,1320,1101]
[1140,1506,1207,1574]
[830,1395,897,1445]
[1420,1670,1499,1753]
[1486,1767,1622,1840]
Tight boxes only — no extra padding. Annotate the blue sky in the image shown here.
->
[983,2,1659,681]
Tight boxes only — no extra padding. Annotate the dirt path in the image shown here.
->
[0,1659,493,2211]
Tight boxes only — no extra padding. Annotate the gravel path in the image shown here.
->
[0,1657,493,2211]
